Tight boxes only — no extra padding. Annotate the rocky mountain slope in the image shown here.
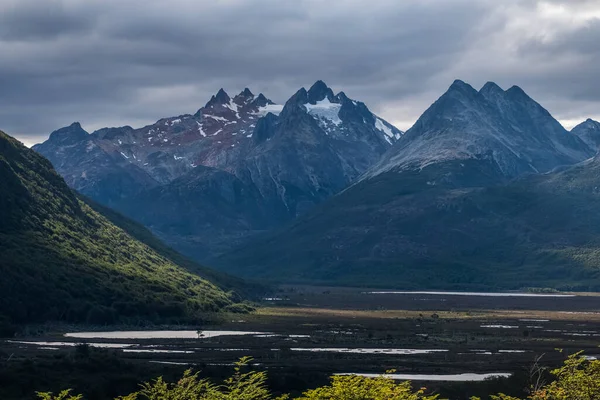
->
[364,80,592,183]
[33,122,159,207]
[572,118,600,152]
[0,130,246,325]
[217,155,600,290]
[215,81,600,290]
[34,81,402,260]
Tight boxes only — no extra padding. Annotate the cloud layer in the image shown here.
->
[1,0,599,146]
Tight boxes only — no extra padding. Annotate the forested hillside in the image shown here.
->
[0,131,247,326]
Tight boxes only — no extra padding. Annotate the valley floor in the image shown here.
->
[3,286,600,399]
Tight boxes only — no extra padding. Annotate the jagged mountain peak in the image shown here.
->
[308,79,329,92]
[504,85,547,111]
[233,88,256,105]
[413,80,484,120]
[572,118,600,132]
[47,122,89,145]
[572,118,600,151]
[479,81,504,96]
[240,88,254,98]
[205,88,231,108]
[336,91,349,101]
[252,93,271,107]
[307,80,336,104]
[276,81,402,144]
[255,92,268,102]
[282,87,309,111]
[252,112,279,144]
[506,85,527,96]
[215,88,229,100]
[444,79,480,99]
[409,79,483,127]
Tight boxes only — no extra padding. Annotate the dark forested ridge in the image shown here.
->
[0,130,249,327]
[216,156,600,291]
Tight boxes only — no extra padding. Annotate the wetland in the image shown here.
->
[2,286,600,399]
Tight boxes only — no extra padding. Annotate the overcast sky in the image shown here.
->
[1,0,599,147]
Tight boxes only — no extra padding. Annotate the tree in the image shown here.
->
[529,352,600,400]
[114,357,287,400]
[472,352,600,400]
[297,373,438,400]
[36,353,600,400]
[36,390,83,400]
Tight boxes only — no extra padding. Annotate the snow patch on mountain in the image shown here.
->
[304,98,342,126]
[256,104,284,116]
[225,100,240,119]
[205,115,228,122]
[196,122,206,137]
[375,118,400,139]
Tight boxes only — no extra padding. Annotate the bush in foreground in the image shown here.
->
[37,353,600,400]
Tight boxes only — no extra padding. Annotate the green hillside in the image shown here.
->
[84,197,264,299]
[0,130,245,326]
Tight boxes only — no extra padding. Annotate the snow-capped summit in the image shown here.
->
[278,80,402,143]
[34,82,404,261]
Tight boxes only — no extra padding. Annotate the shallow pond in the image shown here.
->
[290,348,448,355]
[64,330,269,339]
[8,340,134,349]
[365,291,575,297]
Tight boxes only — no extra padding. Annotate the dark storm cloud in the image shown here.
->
[0,0,599,146]
[0,1,94,40]
[514,19,600,101]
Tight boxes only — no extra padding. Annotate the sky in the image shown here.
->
[1,0,599,147]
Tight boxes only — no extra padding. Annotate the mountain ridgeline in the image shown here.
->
[34,81,402,261]
[33,79,600,290]
[214,80,600,290]
[0,130,249,327]
[363,80,593,183]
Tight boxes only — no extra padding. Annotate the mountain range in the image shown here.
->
[34,81,402,260]
[214,80,600,290]
[33,79,600,290]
